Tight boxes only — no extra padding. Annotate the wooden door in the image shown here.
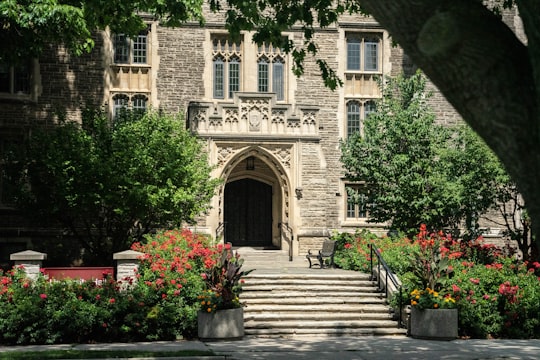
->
[224,178,272,247]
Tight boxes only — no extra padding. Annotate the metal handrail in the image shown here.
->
[369,243,404,328]
[215,222,226,244]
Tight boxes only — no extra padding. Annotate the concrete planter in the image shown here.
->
[197,307,244,341]
[410,307,458,340]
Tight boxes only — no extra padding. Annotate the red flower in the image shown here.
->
[40,293,47,300]
[109,298,116,304]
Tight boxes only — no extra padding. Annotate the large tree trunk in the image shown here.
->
[360,0,540,247]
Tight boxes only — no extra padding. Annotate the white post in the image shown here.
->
[113,249,143,288]
[10,250,47,281]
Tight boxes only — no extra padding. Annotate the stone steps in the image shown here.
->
[240,265,407,337]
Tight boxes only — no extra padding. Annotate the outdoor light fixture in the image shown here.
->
[246,156,255,170]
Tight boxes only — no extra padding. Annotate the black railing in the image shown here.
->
[369,243,404,328]
[216,222,226,244]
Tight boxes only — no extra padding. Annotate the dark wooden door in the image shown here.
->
[224,178,272,247]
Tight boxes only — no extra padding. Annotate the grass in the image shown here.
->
[0,349,216,359]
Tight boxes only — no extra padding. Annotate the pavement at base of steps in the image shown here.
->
[2,336,540,359]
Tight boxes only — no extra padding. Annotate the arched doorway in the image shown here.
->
[224,178,273,248]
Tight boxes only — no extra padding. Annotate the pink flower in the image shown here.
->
[109,298,116,304]
[40,293,47,300]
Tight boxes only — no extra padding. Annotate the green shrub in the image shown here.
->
[332,228,540,339]
[0,228,220,345]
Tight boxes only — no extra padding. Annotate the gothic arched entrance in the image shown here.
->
[224,178,273,247]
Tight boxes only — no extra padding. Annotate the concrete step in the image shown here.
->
[245,319,400,329]
[245,327,408,337]
[238,251,405,337]
[244,303,390,312]
[244,312,395,321]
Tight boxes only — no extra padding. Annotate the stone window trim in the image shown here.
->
[110,92,149,119]
[345,98,377,137]
[0,59,40,102]
[212,34,243,100]
[345,32,383,74]
[257,41,287,101]
[112,28,150,66]
[340,181,371,225]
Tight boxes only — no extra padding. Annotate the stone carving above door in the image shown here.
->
[216,143,292,170]
[188,92,319,139]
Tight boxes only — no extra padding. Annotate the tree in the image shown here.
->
[4,0,540,242]
[0,0,204,63]
[219,0,540,247]
[4,109,220,264]
[341,72,509,237]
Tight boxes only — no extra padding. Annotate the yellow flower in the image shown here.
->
[411,300,417,306]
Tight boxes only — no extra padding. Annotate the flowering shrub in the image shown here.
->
[409,287,456,310]
[0,228,225,344]
[333,226,540,338]
[199,243,253,313]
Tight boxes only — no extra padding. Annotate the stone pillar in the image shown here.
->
[113,249,143,286]
[10,250,47,281]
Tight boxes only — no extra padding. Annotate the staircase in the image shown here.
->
[237,249,407,338]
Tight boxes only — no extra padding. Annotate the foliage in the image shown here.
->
[0,228,223,344]
[340,72,510,237]
[0,0,205,63]
[334,228,540,338]
[4,110,220,264]
[409,288,456,310]
[199,244,253,313]
[410,224,454,291]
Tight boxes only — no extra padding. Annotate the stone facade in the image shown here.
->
[0,8,524,261]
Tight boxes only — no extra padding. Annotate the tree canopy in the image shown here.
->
[3,0,540,242]
[341,72,508,237]
[4,110,220,264]
[0,0,204,63]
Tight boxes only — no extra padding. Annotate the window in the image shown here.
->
[257,43,286,100]
[212,36,242,99]
[257,57,269,92]
[346,35,381,72]
[113,31,148,65]
[346,100,377,136]
[346,184,368,220]
[132,95,148,113]
[0,62,31,95]
[112,94,148,119]
[113,94,129,119]
[364,100,376,118]
[347,101,361,135]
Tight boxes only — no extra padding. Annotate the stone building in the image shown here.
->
[0,9,524,264]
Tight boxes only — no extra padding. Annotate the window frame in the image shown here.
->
[346,34,381,73]
[211,35,243,100]
[0,61,32,96]
[346,99,377,137]
[345,183,369,221]
[111,93,148,120]
[113,30,149,65]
